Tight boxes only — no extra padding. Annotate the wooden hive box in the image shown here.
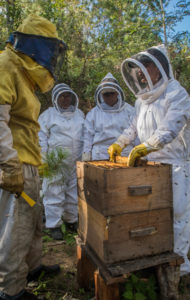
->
[77,158,173,265]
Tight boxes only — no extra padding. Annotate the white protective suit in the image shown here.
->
[116,44,190,275]
[83,73,135,160]
[38,84,84,228]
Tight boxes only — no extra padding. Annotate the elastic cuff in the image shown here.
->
[116,135,130,149]
[143,142,149,148]
[144,141,161,151]
[146,136,164,150]
[0,290,24,300]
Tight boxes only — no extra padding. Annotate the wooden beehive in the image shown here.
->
[77,158,173,264]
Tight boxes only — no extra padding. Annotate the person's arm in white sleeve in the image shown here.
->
[107,113,138,162]
[146,84,190,149]
[117,108,138,148]
[38,109,50,155]
[122,104,139,153]
[0,72,24,194]
[0,105,24,193]
[127,83,190,167]
[82,111,95,161]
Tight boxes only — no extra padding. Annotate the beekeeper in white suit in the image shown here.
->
[38,83,84,240]
[108,45,190,276]
[82,73,135,161]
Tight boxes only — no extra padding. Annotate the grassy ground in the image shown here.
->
[26,229,190,300]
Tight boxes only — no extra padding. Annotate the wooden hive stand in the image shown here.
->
[76,236,183,300]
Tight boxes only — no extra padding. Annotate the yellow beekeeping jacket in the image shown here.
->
[0,15,59,166]
[0,48,41,166]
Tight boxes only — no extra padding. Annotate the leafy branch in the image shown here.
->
[42,147,70,183]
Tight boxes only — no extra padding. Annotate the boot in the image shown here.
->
[49,227,63,240]
[65,222,78,233]
[18,291,41,299]
[0,290,40,300]
[27,264,61,282]
[42,214,46,223]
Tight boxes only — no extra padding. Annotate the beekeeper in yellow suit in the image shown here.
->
[0,15,67,300]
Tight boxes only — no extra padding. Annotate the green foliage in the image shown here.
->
[170,37,190,93]
[122,272,157,300]
[42,147,69,182]
[42,235,53,242]
[0,0,189,111]
[33,279,48,295]
[61,223,76,246]
[79,287,86,294]
[42,229,53,242]
[179,277,185,294]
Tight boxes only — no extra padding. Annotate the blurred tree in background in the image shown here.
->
[0,0,189,113]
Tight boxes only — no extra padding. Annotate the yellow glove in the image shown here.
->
[0,162,24,194]
[127,143,157,167]
[107,143,122,162]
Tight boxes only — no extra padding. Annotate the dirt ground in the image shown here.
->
[26,234,190,300]
[27,236,94,300]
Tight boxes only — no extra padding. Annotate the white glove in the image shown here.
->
[82,152,92,161]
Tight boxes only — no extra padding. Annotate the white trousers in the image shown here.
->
[173,162,190,276]
[0,164,42,297]
[42,172,78,228]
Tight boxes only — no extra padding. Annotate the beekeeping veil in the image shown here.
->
[95,72,125,112]
[52,83,79,113]
[121,45,173,103]
[7,15,67,77]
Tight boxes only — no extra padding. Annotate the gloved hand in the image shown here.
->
[0,161,24,194]
[127,143,157,167]
[82,152,92,161]
[107,143,122,162]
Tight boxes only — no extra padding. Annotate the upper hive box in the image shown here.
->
[77,159,173,264]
